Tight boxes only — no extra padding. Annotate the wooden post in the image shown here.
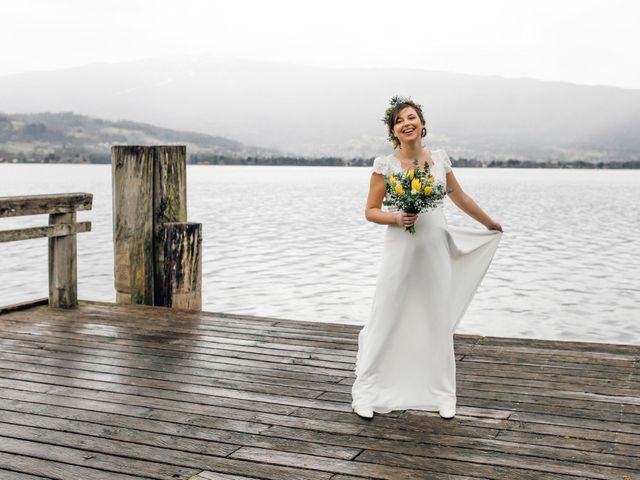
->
[111,146,154,304]
[153,146,187,306]
[48,212,77,308]
[111,145,199,309]
[161,222,202,310]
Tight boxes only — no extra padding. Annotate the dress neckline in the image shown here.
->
[391,149,438,171]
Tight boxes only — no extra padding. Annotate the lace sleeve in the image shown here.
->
[441,150,453,173]
[372,156,387,176]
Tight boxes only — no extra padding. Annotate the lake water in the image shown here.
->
[1,164,639,345]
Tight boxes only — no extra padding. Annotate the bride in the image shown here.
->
[351,96,503,420]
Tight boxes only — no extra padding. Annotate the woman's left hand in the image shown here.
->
[486,220,503,232]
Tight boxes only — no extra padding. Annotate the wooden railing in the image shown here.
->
[0,193,93,308]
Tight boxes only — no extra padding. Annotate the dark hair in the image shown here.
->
[383,97,427,149]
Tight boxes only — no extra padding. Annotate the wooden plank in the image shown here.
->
[0,451,141,480]
[0,471,52,480]
[0,436,200,479]
[0,321,357,365]
[0,221,91,242]
[0,367,351,415]
[353,449,620,480]
[0,320,358,367]
[260,423,640,467]
[0,330,356,378]
[0,411,238,457]
[459,354,635,375]
[475,334,640,355]
[189,472,265,480]
[0,349,353,399]
[0,312,360,356]
[0,192,92,218]
[82,299,363,333]
[0,435,329,480]
[0,316,359,364]
[229,446,475,480]
[0,422,236,472]
[460,344,637,364]
[0,384,273,435]
[0,340,347,385]
[0,355,326,400]
[0,312,361,354]
[0,298,48,315]
[0,377,363,435]
[0,400,361,461]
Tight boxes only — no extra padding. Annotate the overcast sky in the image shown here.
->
[1,0,639,89]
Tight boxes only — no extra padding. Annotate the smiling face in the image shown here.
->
[392,106,424,147]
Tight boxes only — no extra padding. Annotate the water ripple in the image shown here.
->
[1,164,639,345]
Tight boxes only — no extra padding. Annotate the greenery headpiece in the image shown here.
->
[382,95,425,148]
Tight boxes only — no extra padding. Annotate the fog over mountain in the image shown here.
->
[1,55,639,161]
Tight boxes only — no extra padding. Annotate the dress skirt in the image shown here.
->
[351,207,502,413]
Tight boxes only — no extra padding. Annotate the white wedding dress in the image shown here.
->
[351,149,502,413]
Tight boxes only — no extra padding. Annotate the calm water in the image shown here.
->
[1,164,639,345]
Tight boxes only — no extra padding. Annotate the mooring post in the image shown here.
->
[162,222,202,310]
[152,146,188,306]
[111,145,201,310]
[111,146,154,304]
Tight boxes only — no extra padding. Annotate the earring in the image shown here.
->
[421,127,427,137]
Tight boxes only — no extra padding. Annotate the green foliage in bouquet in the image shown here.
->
[383,158,451,234]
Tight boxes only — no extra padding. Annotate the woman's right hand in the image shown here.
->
[395,211,418,228]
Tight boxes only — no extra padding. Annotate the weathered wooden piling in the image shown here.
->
[111,146,154,305]
[161,222,202,310]
[111,145,201,310]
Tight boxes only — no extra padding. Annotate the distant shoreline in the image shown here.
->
[1,157,639,169]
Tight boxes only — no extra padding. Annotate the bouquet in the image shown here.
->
[383,159,450,234]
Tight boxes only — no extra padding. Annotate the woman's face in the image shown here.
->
[392,106,423,146]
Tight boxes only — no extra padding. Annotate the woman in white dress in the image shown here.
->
[351,96,503,420]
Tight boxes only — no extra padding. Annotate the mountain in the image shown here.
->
[1,56,639,161]
[0,111,276,163]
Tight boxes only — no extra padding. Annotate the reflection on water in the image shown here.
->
[1,164,639,345]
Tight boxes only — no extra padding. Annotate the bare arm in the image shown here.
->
[446,171,503,232]
[365,173,417,227]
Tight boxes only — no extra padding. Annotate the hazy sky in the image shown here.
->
[2,0,639,89]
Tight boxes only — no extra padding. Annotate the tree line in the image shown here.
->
[2,151,639,169]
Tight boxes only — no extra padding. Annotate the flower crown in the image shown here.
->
[382,95,424,145]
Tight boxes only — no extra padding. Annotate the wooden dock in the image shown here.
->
[0,301,638,480]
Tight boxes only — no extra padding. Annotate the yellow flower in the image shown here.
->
[428,175,435,183]
[424,185,433,196]
[411,179,422,191]
[408,168,415,180]
[389,176,397,185]
[395,184,404,195]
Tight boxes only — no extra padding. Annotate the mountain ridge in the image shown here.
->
[0,111,277,163]
[1,56,639,161]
